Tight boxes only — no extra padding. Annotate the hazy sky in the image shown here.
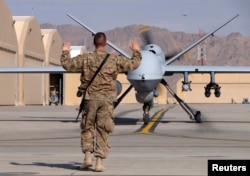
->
[5,0,250,36]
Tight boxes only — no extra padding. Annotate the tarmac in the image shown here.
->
[0,103,250,176]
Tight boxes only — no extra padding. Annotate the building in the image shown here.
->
[0,0,18,105]
[0,0,62,106]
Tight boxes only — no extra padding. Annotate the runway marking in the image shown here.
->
[136,105,175,134]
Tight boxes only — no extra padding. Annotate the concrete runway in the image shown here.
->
[0,103,250,175]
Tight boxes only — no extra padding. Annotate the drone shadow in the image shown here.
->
[10,161,93,171]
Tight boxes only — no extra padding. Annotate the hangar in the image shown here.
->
[14,16,46,105]
[42,29,63,105]
[0,0,62,106]
[0,0,18,105]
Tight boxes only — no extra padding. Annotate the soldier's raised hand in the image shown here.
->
[130,40,140,51]
[63,42,71,51]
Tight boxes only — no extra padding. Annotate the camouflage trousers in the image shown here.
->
[80,100,115,159]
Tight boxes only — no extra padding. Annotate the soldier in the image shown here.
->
[61,32,141,172]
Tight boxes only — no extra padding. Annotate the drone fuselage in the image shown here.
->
[127,44,165,103]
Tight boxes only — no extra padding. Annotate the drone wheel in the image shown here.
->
[194,111,201,123]
[143,113,150,125]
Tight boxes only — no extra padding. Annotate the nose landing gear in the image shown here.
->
[143,102,151,125]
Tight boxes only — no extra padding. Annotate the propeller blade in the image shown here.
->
[138,26,153,45]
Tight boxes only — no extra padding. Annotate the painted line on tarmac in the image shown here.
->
[136,105,175,134]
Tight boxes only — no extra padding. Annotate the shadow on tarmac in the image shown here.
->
[0,172,39,176]
[10,161,81,171]
[114,117,139,125]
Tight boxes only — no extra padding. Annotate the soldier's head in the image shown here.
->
[93,32,107,48]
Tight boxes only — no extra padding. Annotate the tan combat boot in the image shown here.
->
[95,157,105,172]
[80,152,93,170]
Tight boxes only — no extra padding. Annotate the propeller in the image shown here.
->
[138,25,153,45]
[138,26,189,62]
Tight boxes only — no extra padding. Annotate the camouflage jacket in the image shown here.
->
[61,49,142,101]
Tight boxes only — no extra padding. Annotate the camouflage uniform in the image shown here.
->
[61,49,141,159]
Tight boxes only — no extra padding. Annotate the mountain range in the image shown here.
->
[41,23,250,89]
[41,23,250,66]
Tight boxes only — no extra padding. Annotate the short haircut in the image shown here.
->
[93,32,107,47]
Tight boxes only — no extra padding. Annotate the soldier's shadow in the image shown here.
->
[10,161,94,171]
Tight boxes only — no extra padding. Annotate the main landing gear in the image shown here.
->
[161,79,202,123]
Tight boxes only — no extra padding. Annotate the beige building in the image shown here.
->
[14,16,45,105]
[0,0,62,106]
[42,29,63,105]
[0,0,18,105]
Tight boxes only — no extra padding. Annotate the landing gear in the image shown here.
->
[161,79,202,123]
[143,112,150,125]
[194,111,201,123]
[143,102,151,125]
